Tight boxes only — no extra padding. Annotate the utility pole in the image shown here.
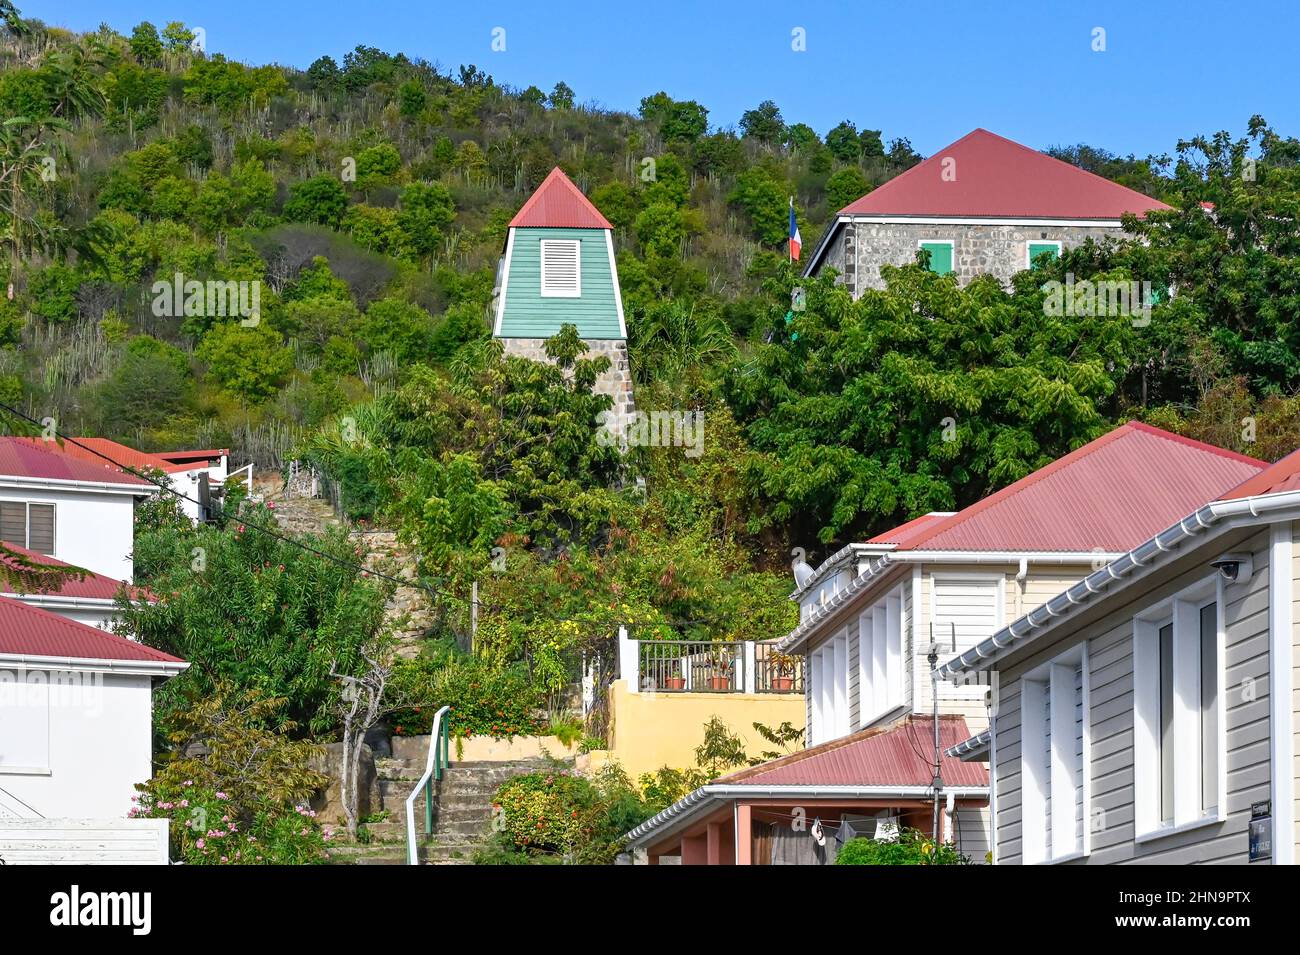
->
[929,622,955,843]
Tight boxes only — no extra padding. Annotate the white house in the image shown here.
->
[939,446,1300,864]
[0,595,186,821]
[0,437,150,582]
[58,438,229,524]
[0,540,143,630]
[625,423,1271,864]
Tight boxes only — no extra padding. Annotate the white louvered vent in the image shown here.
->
[540,239,581,297]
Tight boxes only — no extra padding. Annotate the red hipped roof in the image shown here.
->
[0,594,182,664]
[0,541,144,601]
[508,167,613,229]
[49,437,196,475]
[717,716,987,789]
[894,422,1265,553]
[0,437,151,487]
[1218,447,1300,500]
[839,128,1171,220]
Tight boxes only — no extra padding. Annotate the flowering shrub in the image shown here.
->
[487,764,652,864]
[133,780,331,865]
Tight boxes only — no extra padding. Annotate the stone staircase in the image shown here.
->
[326,756,560,865]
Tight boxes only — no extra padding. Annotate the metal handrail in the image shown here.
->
[404,705,451,866]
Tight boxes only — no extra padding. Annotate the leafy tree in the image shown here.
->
[305,55,339,91]
[694,716,748,778]
[859,128,885,158]
[197,322,293,402]
[726,266,1139,543]
[739,100,786,146]
[396,181,455,260]
[825,120,861,161]
[397,79,427,117]
[283,174,348,227]
[549,81,575,110]
[161,21,196,53]
[129,21,164,65]
[729,166,790,245]
[825,167,870,210]
[123,510,390,734]
[786,122,819,152]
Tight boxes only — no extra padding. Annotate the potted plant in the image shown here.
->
[769,652,797,692]
[706,647,734,691]
[664,663,686,691]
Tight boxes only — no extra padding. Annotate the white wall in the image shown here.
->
[0,485,136,581]
[0,670,155,818]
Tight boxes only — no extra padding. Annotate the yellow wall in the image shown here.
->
[599,681,806,780]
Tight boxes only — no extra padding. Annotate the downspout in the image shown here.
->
[1015,557,1029,618]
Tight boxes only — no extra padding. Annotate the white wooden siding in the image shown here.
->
[994,528,1273,864]
[0,818,169,864]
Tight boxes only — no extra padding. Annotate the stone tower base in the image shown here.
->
[498,337,636,434]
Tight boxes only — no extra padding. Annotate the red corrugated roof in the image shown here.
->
[839,129,1171,220]
[54,437,194,475]
[898,422,1265,553]
[1218,447,1300,500]
[0,437,151,486]
[719,716,987,788]
[866,512,953,546]
[0,541,143,601]
[508,167,613,229]
[0,594,182,663]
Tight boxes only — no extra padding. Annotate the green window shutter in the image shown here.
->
[1028,242,1060,269]
[919,242,953,275]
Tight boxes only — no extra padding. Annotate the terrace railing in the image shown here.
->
[617,631,802,695]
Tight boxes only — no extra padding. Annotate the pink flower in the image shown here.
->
[215,791,229,800]
[196,838,206,849]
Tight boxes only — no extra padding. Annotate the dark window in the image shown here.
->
[1200,602,1218,813]
[1159,621,1174,824]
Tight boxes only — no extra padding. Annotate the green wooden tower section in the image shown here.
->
[493,168,634,428]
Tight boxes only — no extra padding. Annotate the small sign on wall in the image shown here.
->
[1248,800,1271,863]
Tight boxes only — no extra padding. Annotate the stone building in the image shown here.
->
[492,167,634,430]
[803,128,1170,294]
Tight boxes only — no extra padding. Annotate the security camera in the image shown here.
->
[1210,553,1253,584]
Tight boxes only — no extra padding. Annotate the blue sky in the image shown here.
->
[26,0,1298,158]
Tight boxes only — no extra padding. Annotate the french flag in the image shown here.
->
[788,196,801,261]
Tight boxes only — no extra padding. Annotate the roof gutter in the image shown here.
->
[936,490,1300,680]
[945,731,991,762]
[0,653,189,678]
[0,475,150,496]
[623,783,989,848]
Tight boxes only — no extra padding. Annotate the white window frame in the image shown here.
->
[0,668,52,775]
[1026,239,1063,268]
[857,586,904,728]
[539,238,582,298]
[917,239,954,274]
[1132,575,1226,843]
[0,498,57,555]
[1020,641,1090,865]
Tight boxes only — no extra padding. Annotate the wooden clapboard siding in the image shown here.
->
[994,527,1273,864]
[0,818,169,864]
[497,227,622,339]
[1293,519,1300,861]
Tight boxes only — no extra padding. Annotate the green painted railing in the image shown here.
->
[404,705,451,866]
